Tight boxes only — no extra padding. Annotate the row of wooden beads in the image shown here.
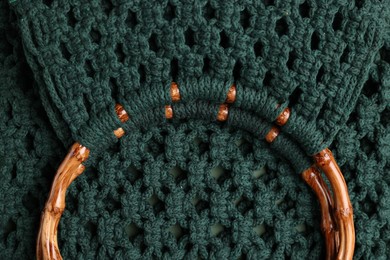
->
[164,82,237,121]
[116,82,293,145]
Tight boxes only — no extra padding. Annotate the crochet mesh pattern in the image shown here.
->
[11,0,389,156]
[0,0,390,259]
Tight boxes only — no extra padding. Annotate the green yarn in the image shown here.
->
[1,0,390,259]
[10,0,389,155]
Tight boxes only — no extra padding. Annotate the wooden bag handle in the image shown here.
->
[36,83,354,260]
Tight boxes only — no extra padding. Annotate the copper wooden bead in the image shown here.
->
[165,105,173,119]
[170,82,181,102]
[115,104,129,123]
[265,126,280,143]
[114,104,129,138]
[113,128,125,138]
[276,107,291,126]
[264,106,291,143]
[225,84,236,104]
[217,104,229,121]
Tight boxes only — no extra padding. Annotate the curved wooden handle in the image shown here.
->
[37,105,129,260]
[36,143,90,260]
[302,166,338,260]
[314,148,355,260]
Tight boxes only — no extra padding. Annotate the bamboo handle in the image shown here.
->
[302,166,338,260]
[36,143,90,260]
[37,105,129,260]
[314,148,355,260]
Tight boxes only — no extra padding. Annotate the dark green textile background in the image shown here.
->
[1,0,390,259]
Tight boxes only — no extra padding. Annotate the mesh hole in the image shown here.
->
[60,42,71,60]
[340,46,349,63]
[362,76,380,98]
[355,0,364,8]
[286,51,296,70]
[115,43,125,63]
[236,138,254,156]
[148,193,159,206]
[311,31,320,50]
[101,0,113,16]
[125,10,137,27]
[210,165,225,180]
[240,8,251,30]
[299,1,310,18]
[25,132,35,152]
[361,197,377,217]
[316,66,325,83]
[317,103,327,122]
[171,58,179,81]
[379,46,390,64]
[3,219,16,241]
[138,64,146,83]
[11,165,16,180]
[168,223,187,240]
[236,196,254,215]
[149,193,165,214]
[42,0,52,7]
[252,167,266,179]
[275,17,288,37]
[128,165,142,185]
[125,223,143,242]
[164,2,176,22]
[360,135,376,156]
[277,197,296,212]
[264,0,275,6]
[170,166,186,183]
[22,191,39,212]
[288,87,303,107]
[185,28,195,47]
[332,11,343,31]
[346,111,358,125]
[219,31,229,49]
[149,33,158,52]
[295,223,307,233]
[90,28,101,44]
[66,9,77,27]
[254,40,263,57]
[263,71,273,86]
[204,2,216,20]
[203,56,211,73]
[66,192,78,212]
[253,224,266,236]
[195,199,209,214]
[82,94,92,114]
[239,253,247,260]
[211,223,224,236]
[233,60,243,81]
[85,221,97,236]
[85,60,94,77]
[193,136,209,154]
[109,77,119,100]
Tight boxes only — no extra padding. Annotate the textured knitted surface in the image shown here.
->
[1,0,390,259]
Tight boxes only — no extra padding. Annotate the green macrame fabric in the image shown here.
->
[1,0,390,259]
